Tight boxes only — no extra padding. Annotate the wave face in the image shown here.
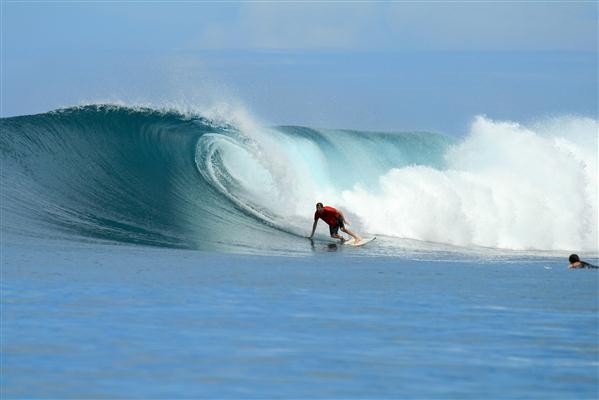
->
[1,105,597,255]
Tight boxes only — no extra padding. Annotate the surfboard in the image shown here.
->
[344,237,376,247]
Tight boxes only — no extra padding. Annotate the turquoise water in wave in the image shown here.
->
[2,105,598,398]
[2,241,598,398]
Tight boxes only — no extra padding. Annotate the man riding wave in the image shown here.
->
[308,202,361,243]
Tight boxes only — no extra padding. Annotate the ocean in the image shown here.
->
[2,105,598,398]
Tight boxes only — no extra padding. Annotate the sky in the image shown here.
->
[1,1,597,135]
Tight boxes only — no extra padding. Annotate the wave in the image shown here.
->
[1,105,597,255]
[343,116,598,252]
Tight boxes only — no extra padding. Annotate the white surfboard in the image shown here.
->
[344,237,376,247]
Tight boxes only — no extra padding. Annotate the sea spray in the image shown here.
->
[341,116,598,251]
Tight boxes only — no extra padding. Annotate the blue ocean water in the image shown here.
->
[3,241,598,399]
[2,105,598,398]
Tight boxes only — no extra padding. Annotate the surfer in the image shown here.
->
[308,202,361,243]
[568,254,598,269]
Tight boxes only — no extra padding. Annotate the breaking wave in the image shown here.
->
[1,105,596,255]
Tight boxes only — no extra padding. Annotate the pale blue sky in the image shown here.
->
[2,2,597,134]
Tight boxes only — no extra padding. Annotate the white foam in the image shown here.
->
[341,116,598,251]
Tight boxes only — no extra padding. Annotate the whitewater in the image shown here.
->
[2,104,597,256]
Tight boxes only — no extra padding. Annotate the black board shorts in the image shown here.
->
[329,217,345,236]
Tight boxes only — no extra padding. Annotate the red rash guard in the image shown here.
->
[315,206,340,226]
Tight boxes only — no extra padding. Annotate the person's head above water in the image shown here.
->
[567,253,599,269]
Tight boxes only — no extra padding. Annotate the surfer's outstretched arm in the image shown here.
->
[308,220,318,239]
[339,211,350,225]
[338,211,360,241]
